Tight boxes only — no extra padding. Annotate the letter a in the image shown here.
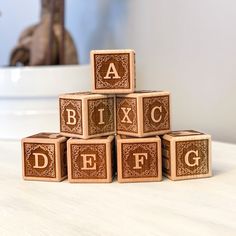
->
[133,153,148,169]
[66,109,76,125]
[33,153,48,169]
[104,63,121,79]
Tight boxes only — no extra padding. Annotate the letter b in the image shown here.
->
[66,109,76,125]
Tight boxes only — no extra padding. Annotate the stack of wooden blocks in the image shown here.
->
[22,49,212,183]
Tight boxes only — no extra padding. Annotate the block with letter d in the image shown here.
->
[116,135,162,183]
[116,91,171,137]
[162,130,212,180]
[67,136,115,183]
[22,133,68,182]
[59,92,115,139]
[91,49,136,94]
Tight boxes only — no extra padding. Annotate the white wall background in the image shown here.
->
[0,0,236,143]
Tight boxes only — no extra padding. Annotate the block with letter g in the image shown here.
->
[161,130,212,180]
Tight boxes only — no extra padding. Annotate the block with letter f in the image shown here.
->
[116,91,171,137]
[116,135,162,183]
[59,92,115,139]
[67,136,115,183]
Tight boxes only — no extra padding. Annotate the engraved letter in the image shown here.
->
[98,108,105,125]
[121,107,132,124]
[66,109,76,125]
[33,153,48,169]
[81,154,97,170]
[151,106,162,123]
[133,153,148,169]
[104,63,121,79]
[184,150,201,167]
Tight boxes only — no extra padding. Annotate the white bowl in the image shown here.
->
[0,65,91,140]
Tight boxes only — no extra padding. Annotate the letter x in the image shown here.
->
[121,107,132,124]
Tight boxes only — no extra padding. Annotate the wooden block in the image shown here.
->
[59,92,115,139]
[91,49,136,94]
[162,130,212,180]
[67,136,115,183]
[22,132,68,182]
[116,90,171,137]
[116,135,162,183]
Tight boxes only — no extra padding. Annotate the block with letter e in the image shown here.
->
[22,133,68,182]
[59,92,115,139]
[116,91,171,137]
[91,49,136,94]
[67,136,115,183]
[116,135,162,183]
[162,130,212,180]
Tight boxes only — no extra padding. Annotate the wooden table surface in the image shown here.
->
[0,140,235,236]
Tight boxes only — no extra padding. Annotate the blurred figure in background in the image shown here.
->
[10,0,78,66]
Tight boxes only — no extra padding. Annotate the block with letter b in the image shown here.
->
[22,133,68,182]
[162,130,212,180]
[59,92,115,139]
[91,49,136,94]
[67,136,115,183]
[116,91,171,137]
[116,135,162,183]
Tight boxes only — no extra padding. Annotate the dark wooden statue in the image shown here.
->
[10,0,78,66]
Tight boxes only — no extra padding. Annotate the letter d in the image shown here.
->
[33,153,48,169]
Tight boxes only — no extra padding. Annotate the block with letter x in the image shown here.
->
[162,130,212,180]
[59,92,115,139]
[67,136,115,183]
[116,91,171,137]
[91,49,136,94]
[116,135,162,183]
[22,133,68,182]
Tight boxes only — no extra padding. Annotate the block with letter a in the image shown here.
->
[21,132,68,182]
[67,136,115,183]
[91,49,136,94]
[161,130,212,180]
[116,135,162,183]
[116,91,171,137]
[59,92,115,139]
